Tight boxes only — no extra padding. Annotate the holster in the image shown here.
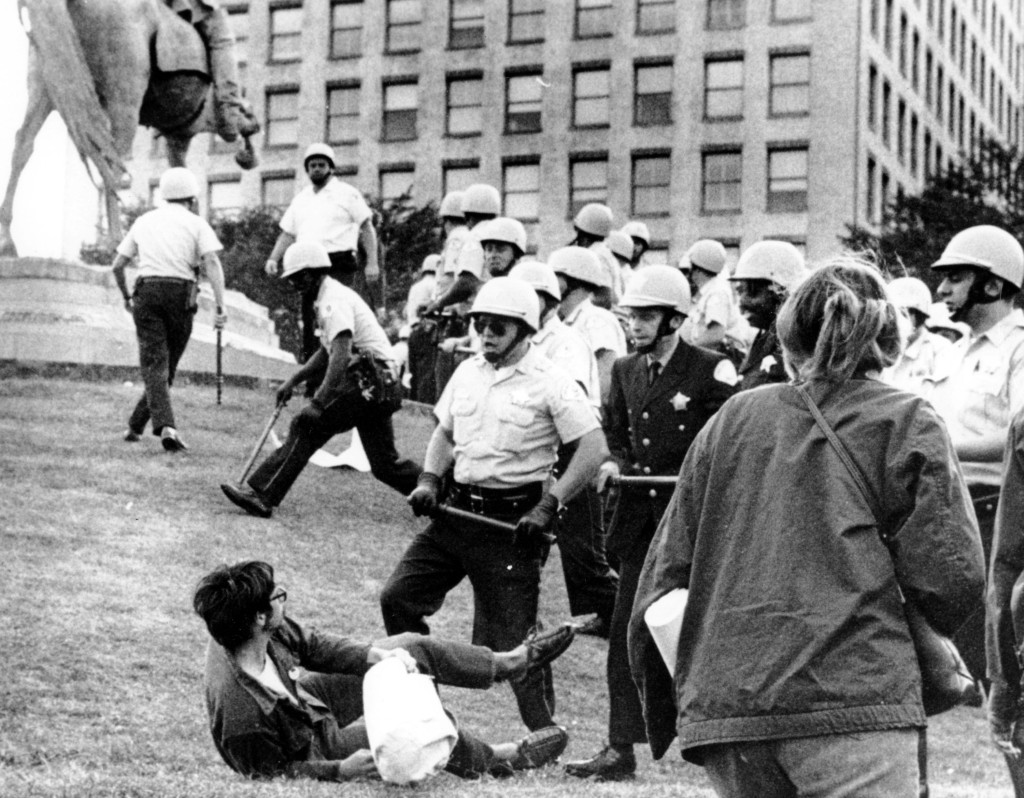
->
[187,280,200,314]
[350,351,402,413]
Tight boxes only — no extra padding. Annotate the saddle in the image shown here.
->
[140,5,210,131]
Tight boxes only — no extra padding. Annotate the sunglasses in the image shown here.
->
[471,316,511,336]
[270,589,287,603]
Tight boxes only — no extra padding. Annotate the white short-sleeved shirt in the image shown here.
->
[435,345,600,488]
[438,225,471,279]
[316,277,394,360]
[116,203,222,280]
[453,222,486,281]
[681,274,751,351]
[882,330,952,395]
[924,308,1024,485]
[563,298,628,358]
[280,179,372,254]
[591,242,624,305]
[533,314,601,410]
[405,274,436,325]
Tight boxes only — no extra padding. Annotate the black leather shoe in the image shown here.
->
[575,614,611,638]
[564,744,637,780]
[161,426,189,452]
[221,483,273,519]
[522,623,575,679]
[511,726,569,770]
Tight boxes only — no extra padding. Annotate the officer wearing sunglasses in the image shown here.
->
[381,276,609,734]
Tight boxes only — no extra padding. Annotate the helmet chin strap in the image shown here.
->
[483,324,531,365]
[952,275,1000,321]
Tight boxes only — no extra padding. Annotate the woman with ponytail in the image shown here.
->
[628,256,985,797]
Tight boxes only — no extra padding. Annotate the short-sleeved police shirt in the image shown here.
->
[315,277,394,361]
[435,345,600,488]
[116,203,222,280]
[563,298,627,358]
[280,179,372,254]
[533,314,601,410]
[925,308,1024,485]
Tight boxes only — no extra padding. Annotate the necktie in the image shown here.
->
[649,361,661,386]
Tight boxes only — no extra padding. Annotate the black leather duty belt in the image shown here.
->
[447,481,543,517]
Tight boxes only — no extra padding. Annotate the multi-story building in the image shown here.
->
[130,0,1024,266]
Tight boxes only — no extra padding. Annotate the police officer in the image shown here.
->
[570,203,621,308]
[265,143,380,362]
[509,261,617,635]
[479,217,528,279]
[620,221,651,269]
[432,190,468,302]
[425,183,499,395]
[112,167,227,452]
[883,276,951,394]
[380,277,608,732]
[925,225,1024,680]
[728,240,806,391]
[221,242,420,519]
[678,239,750,361]
[551,246,627,405]
[565,265,737,781]
[406,254,440,402]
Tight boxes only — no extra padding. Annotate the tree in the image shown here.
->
[841,139,1024,293]
[370,191,442,311]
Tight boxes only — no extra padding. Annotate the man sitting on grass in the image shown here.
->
[192,560,574,781]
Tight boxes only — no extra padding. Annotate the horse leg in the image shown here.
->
[0,49,55,257]
[165,134,192,169]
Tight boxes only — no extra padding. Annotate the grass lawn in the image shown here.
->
[0,376,1013,797]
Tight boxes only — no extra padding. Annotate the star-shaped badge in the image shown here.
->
[761,355,778,373]
[670,392,690,411]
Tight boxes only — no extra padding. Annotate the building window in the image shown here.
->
[632,153,671,216]
[447,75,483,136]
[330,1,362,58]
[508,0,544,43]
[450,0,485,48]
[772,0,811,21]
[227,7,250,65]
[910,112,919,176]
[383,82,418,141]
[443,161,479,194]
[897,99,907,163]
[573,67,611,128]
[868,62,878,131]
[207,177,243,217]
[265,88,299,147]
[380,167,415,205]
[387,0,421,53]
[269,5,302,62]
[503,161,541,221]
[882,79,891,146]
[262,172,295,207]
[911,30,920,91]
[505,72,543,133]
[637,0,675,33]
[576,0,614,38]
[634,63,673,126]
[706,0,745,29]
[570,156,609,217]
[899,13,908,75]
[767,147,808,213]
[702,150,742,213]
[769,52,810,116]
[870,0,879,39]
[866,154,877,223]
[327,83,360,144]
[704,58,743,120]
[883,0,893,55]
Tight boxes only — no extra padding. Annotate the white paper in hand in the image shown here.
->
[644,588,688,674]
[363,658,457,785]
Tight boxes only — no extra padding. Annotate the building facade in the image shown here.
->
[130,0,1024,266]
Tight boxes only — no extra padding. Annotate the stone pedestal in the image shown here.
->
[0,257,296,380]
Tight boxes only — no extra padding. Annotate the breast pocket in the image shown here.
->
[495,404,535,451]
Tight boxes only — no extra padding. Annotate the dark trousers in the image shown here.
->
[248,383,421,506]
[380,513,555,731]
[952,485,999,682]
[408,321,439,403]
[607,541,650,746]
[556,486,618,619]
[303,633,497,777]
[128,279,194,435]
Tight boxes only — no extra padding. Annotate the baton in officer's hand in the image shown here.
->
[611,475,679,488]
[435,505,517,535]
[236,400,286,485]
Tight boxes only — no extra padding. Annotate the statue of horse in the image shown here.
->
[0,0,260,257]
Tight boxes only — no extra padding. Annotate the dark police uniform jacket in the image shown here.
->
[604,340,736,560]
[737,323,788,392]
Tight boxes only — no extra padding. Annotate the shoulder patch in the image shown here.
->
[713,359,739,386]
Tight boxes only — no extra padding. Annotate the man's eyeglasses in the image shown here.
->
[270,589,287,603]
[471,315,511,336]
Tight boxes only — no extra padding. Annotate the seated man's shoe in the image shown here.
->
[510,726,569,770]
[160,426,188,452]
[522,623,575,679]
[123,428,141,442]
[564,744,636,781]
[575,614,611,639]
[221,483,273,519]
